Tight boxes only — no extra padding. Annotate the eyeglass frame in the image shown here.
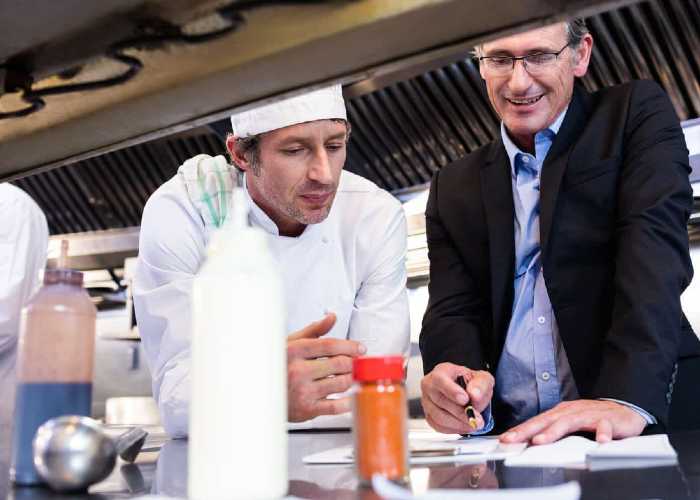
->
[476,42,572,75]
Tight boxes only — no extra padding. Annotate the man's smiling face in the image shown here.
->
[479,23,592,150]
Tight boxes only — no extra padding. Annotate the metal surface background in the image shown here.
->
[2,0,626,180]
[10,0,700,236]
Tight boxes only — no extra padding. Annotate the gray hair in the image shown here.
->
[565,18,589,47]
[473,18,589,58]
[228,119,352,176]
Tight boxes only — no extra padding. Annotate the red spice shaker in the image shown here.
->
[352,356,408,485]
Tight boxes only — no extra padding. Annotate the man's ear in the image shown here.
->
[226,134,251,172]
[572,33,593,78]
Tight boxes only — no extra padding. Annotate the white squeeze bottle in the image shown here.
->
[189,186,287,500]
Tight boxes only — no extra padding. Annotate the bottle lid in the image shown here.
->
[353,356,404,382]
[43,268,84,286]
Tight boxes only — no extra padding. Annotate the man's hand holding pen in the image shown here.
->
[420,362,495,435]
[456,375,478,430]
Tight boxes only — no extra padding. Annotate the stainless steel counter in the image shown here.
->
[3,425,700,499]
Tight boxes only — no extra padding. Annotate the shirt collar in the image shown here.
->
[500,106,568,177]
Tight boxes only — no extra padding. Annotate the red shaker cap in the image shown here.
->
[353,356,404,382]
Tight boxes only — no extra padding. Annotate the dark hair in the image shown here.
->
[229,118,352,175]
[232,134,261,174]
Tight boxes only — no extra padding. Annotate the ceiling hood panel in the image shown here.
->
[0,0,633,181]
[13,0,700,237]
[346,0,700,191]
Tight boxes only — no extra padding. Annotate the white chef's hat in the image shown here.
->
[230,85,347,138]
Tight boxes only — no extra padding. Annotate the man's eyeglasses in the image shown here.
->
[477,43,571,76]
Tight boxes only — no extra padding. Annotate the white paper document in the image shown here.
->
[504,436,596,468]
[303,433,526,465]
[504,434,677,469]
[371,475,581,500]
[409,437,500,457]
[288,412,352,431]
[586,434,678,470]
[587,434,676,458]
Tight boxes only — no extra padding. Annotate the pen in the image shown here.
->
[456,375,478,430]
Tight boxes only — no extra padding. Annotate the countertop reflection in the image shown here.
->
[2,426,700,499]
[148,430,700,500]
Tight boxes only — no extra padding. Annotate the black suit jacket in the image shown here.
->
[419,80,700,429]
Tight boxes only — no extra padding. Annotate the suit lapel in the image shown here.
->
[540,84,590,252]
[480,140,515,353]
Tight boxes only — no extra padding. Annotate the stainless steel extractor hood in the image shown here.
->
[0,0,638,182]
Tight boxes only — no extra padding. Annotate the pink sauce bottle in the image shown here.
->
[11,245,96,485]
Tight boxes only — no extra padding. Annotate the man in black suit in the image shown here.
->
[419,19,700,444]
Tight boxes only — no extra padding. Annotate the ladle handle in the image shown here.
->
[115,427,148,463]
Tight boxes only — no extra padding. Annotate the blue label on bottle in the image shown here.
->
[11,382,92,485]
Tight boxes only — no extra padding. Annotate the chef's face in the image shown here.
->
[229,119,348,236]
[479,23,592,151]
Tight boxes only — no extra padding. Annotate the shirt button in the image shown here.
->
[321,236,329,244]
[541,371,551,381]
[537,316,546,324]
[522,156,530,163]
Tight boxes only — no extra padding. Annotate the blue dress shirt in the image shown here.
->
[494,110,576,428]
[472,109,655,434]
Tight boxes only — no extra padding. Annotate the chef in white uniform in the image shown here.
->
[134,85,410,438]
[0,184,49,428]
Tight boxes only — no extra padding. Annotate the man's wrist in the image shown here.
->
[598,398,657,425]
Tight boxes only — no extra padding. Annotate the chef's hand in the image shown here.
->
[421,362,494,434]
[499,399,647,445]
[286,312,367,422]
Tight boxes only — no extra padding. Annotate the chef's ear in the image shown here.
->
[226,134,246,170]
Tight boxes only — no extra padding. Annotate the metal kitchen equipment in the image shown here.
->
[32,415,147,492]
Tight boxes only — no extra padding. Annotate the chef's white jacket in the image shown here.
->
[0,184,48,425]
[134,168,410,437]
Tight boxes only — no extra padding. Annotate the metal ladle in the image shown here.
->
[32,415,148,492]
